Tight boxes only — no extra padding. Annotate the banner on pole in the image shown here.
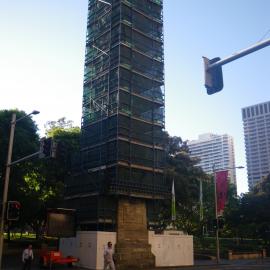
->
[215,170,228,216]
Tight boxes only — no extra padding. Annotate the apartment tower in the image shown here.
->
[188,133,236,185]
[242,101,270,190]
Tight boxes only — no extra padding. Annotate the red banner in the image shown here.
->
[215,170,228,216]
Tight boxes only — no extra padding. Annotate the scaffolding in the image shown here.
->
[66,0,168,228]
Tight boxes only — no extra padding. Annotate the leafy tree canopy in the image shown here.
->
[0,109,39,198]
[19,118,80,238]
[1,113,81,238]
[0,109,39,169]
[156,132,209,234]
[224,174,270,241]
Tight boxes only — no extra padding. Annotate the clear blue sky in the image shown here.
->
[1,1,270,194]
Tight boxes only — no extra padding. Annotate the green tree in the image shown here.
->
[43,117,80,181]
[0,109,39,199]
[0,109,40,239]
[0,109,39,189]
[1,113,81,238]
[222,184,241,237]
[157,133,209,234]
[224,174,270,242]
[23,118,81,238]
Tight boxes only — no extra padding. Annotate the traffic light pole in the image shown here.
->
[0,113,16,269]
[0,151,44,267]
[10,151,40,166]
[207,38,270,71]
[203,38,270,94]
[0,110,40,269]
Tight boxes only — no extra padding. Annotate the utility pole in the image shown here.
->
[203,38,270,94]
[0,111,39,269]
[0,113,16,269]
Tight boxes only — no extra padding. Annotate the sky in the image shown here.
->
[1,0,270,194]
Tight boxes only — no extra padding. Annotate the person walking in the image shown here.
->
[103,241,115,270]
[22,244,34,270]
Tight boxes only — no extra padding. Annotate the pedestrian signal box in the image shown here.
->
[7,201,21,221]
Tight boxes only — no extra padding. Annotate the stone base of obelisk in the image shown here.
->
[114,198,155,270]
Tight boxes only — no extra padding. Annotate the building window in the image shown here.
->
[264,103,268,113]
[259,104,263,114]
[255,106,259,115]
[247,108,250,117]
[251,107,254,116]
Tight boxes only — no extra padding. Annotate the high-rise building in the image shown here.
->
[188,133,236,185]
[242,101,270,190]
[65,0,167,231]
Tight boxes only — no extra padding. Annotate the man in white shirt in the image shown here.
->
[22,244,34,270]
[104,241,115,270]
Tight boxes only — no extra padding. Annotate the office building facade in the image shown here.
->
[188,133,236,185]
[242,101,270,190]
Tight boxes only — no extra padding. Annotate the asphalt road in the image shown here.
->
[3,253,270,270]
[175,265,270,270]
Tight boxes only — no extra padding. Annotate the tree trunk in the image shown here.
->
[35,222,41,240]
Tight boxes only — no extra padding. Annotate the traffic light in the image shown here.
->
[212,217,225,230]
[39,138,57,158]
[7,201,21,221]
[203,57,224,95]
[218,217,225,230]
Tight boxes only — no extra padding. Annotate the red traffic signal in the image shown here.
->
[7,201,21,221]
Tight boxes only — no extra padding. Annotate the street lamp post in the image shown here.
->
[213,165,244,264]
[0,110,39,269]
